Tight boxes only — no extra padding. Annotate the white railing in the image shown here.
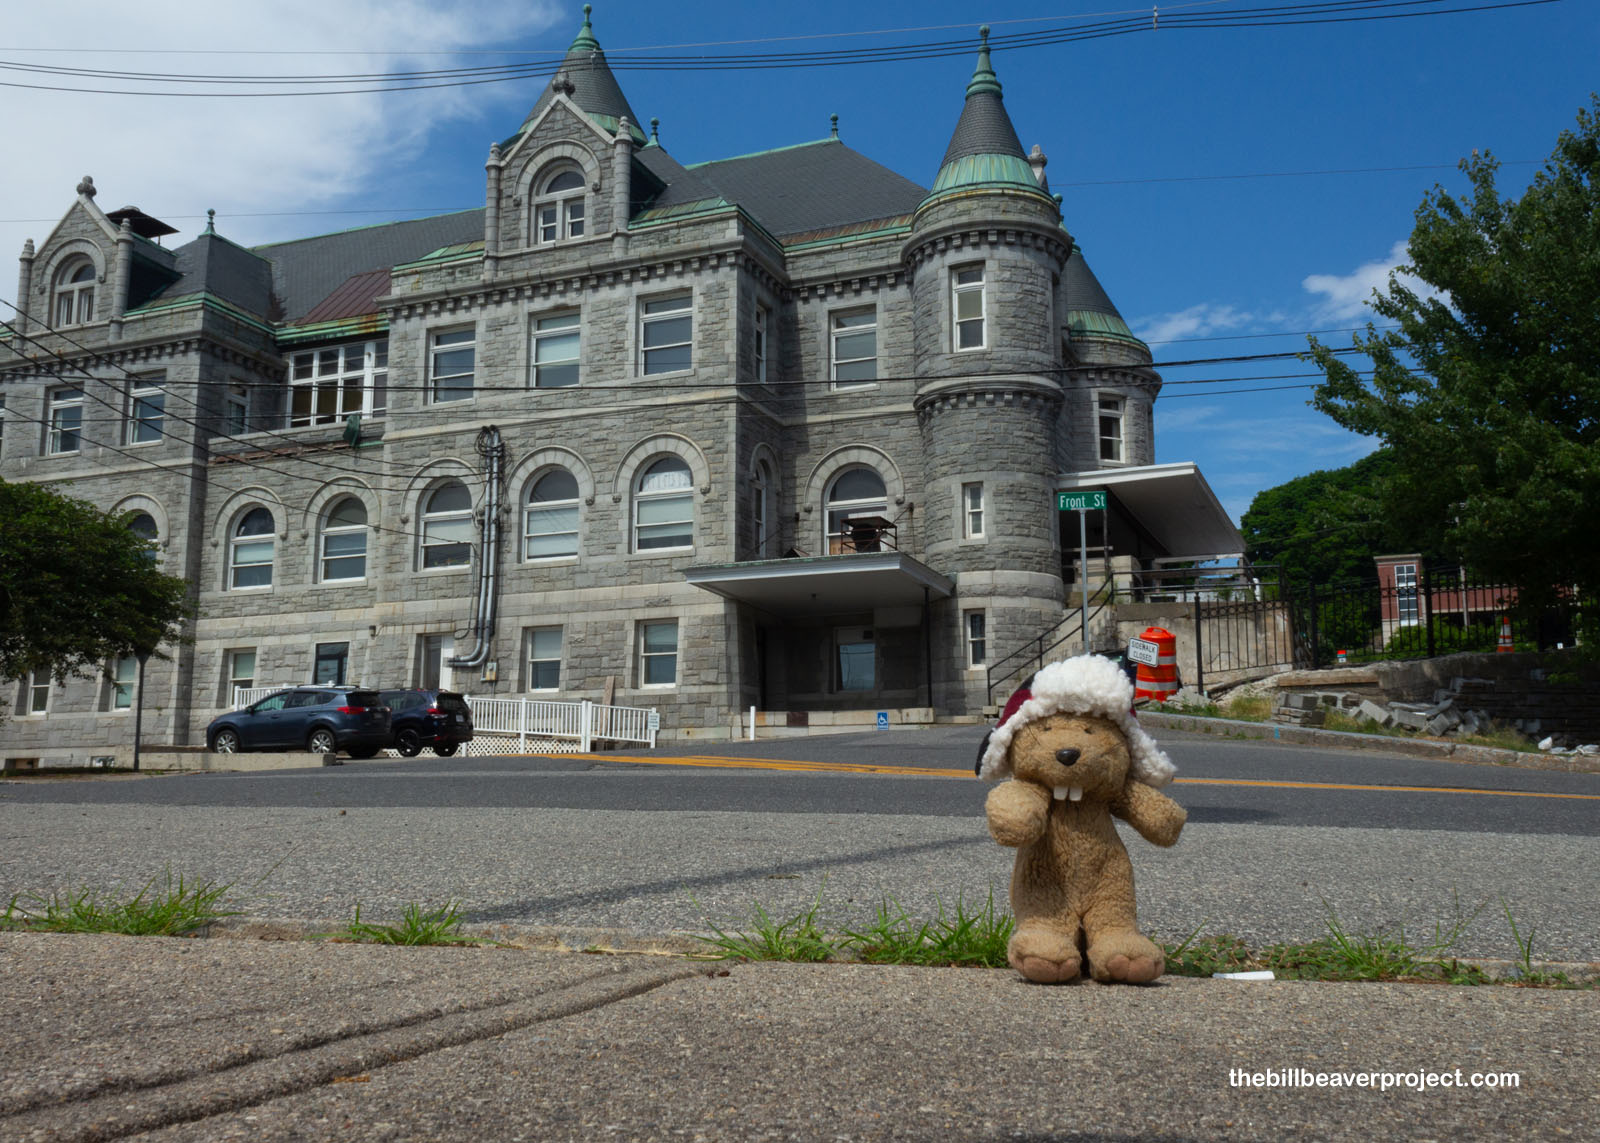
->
[229,688,658,753]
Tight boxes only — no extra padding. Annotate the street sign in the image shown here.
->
[876,711,889,731]
[1057,490,1107,512]
[1126,638,1160,667]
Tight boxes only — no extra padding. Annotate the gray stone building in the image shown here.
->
[1,13,1239,757]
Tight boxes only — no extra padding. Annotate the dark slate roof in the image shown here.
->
[633,145,724,213]
[1062,247,1145,349]
[298,267,394,325]
[251,210,484,324]
[512,10,644,145]
[684,139,927,238]
[939,31,1027,169]
[140,232,273,316]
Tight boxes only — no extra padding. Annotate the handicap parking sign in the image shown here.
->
[876,711,889,731]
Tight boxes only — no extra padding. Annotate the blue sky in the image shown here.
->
[5,0,1595,527]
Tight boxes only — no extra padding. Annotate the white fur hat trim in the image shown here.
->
[978,654,1176,788]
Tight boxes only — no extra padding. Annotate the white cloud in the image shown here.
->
[1,1,562,279]
[1300,239,1414,323]
[1132,303,1260,346]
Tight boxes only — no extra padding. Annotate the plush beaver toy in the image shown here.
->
[977,655,1186,984]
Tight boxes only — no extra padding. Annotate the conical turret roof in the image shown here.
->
[1062,247,1148,354]
[513,6,646,145]
[924,27,1052,205]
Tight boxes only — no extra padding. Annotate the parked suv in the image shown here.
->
[207,687,392,758]
[378,689,474,757]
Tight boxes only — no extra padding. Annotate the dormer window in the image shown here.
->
[535,169,586,243]
[53,259,97,327]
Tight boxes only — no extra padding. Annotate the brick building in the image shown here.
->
[1,12,1239,756]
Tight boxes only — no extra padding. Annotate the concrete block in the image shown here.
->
[1358,700,1393,726]
[1391,708,1429,730]
[1281,693,1319,711]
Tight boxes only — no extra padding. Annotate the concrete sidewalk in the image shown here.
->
[2,931,1593,1141]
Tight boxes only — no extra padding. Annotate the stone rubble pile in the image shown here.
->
[1270,675,1582,744]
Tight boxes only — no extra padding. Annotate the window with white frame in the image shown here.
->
[531,312,580,388]
[1395,563,1420,626]
[225,384,250,436]
[964,610,987,668]
[753,304,769,384]
[639,620,678,686]
[751,460,772,559]
[46,388,83,455]
[227,649,256,703]
[53,259,96,327]
[421,482,473,569]
[22,671,50,715]
[1098,395,1125,463]
[534,168,586,243]
[634,456,693,551]
[125,376,164,444]
[418,634,453,690]
[289,340,387,425]
[526,626,562,691]
[952,265,986,350]
[524,468,579,560]
[128,512,159,563]
[108,656,137,710]
[830,307,877,387]
[640,294,693,375]
[230,507,275,589]
[320,497,368,582]
[430,328,475,403]
[824,467,888,554]
[962,482,985,539]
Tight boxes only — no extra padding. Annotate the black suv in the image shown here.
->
[378,689,474,757]
[206,687,392,757]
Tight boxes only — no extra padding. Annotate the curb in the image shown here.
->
[1136,711,1600,774]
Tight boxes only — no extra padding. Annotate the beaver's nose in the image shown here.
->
[1055,748,1080,767]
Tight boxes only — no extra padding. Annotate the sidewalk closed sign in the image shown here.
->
[1126,638,1160,666]
[1057,491,1107,511]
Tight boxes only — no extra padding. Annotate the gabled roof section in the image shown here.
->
[298,267,394,325]
[251,210,484,324]
[511,6,646,146]
[925,27,1052,205]
[685,139,926,238]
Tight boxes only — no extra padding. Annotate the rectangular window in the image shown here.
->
[225,385,250,436]
[47,388,83,454]
[831,307,877,388]
[227,649,256,704]
[527,626,562,691]
[531,312,580,388]
[1098,395,1125,463]
[953,266,986,350]
[965,611,987,668]
[430,328,476,403]
[23,672,50,715]
[753,305,769,384]
[313,642,349,686]
[641,294,693,375]
[639,620,679,686]
[108,656,137,710]
[835,627,875,692]
[126,376,164,445]
[418,634,454,690]
[289,340,388,426]
[1395,563,1420,626]
[962,482,985,539]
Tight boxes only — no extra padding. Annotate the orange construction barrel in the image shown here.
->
[1133,626,1179,702]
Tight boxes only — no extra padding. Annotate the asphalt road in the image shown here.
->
[2,726,1596,962]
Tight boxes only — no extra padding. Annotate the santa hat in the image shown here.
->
[976,654,1175,788]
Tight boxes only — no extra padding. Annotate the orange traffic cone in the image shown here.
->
[1497,615,1513,653]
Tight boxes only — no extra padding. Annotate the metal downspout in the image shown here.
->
[450,425,504,670]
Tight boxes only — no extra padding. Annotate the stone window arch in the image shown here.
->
[533,165,587,244]
[633,456,694,552]
[824,467,888,554]
[419,481,473,570]
[319,497,369,582]
[524,467,580,560]
[52,256,97,327]
[230,506,276,590]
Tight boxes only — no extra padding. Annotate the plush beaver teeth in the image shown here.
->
[1053,786,1084,802]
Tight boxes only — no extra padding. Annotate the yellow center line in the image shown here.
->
[552,753,1600,800]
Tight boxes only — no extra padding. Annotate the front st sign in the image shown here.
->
[1057,491,1107,512]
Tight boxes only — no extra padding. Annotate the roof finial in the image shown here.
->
[204,209,216,235]
[830,113,839,140]
[966,25,1002,98]
[77,175,97,199]
[650,117,660,145]
[571,4,600,51]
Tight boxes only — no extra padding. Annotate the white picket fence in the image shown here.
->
[229,688,659,755]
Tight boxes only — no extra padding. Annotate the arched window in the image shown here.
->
[750,460,772,559]
[128,512,159,563]
[420,482,473,569]
[53,259,96,327]
[824,467,887,554]
[320,497,369,581]
[534,168,586,244]
[634,456,693,552]
[230,507,275,589]
[524,469,579,560]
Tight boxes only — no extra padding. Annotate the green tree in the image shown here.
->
[1240,448,1411,587]
[0,480,191,720]
[1308,95,1600,622]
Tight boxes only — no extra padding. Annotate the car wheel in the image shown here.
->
[432,742,459,757]
[212,728,240,754]
[307,728,338,755]
[395,729,423,758]
[347,747,380,759]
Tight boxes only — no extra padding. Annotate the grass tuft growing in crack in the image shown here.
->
[692,891,836,963]
[842,891,1013,967]
[333,902,486,947]
[1,873,239,937]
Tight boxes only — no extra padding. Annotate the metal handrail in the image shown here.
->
[984,595,1113,705]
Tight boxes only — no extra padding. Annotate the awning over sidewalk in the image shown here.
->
[1057,462,1243,558]
[685,552,955,617]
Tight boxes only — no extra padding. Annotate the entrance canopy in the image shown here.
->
[1057,462,1243,558]
[686,552,955,617]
